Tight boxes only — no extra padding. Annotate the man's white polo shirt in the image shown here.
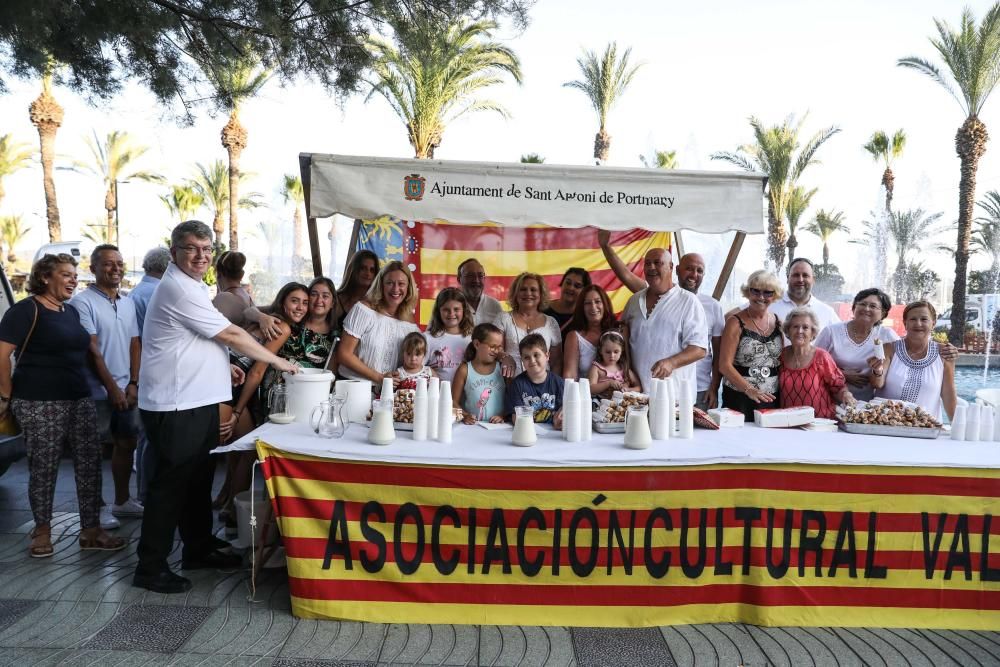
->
[139,263,232,412]
[769,293,841,333]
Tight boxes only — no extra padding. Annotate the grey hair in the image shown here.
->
[170,220,213,248]
[90,243,120,268]
[782,306,821,340]
[142,247,171,274]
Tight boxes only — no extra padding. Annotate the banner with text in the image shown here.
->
[305,153,766,234]
[258,443,1000,628]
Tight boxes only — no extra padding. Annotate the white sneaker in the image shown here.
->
[99,506,120,530]
[111,498,144,518]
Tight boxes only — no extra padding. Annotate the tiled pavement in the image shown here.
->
[1,459,999,665]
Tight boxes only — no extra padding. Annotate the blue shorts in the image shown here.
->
[95,399,141,442]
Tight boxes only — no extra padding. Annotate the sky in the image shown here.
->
[0,0,997,305]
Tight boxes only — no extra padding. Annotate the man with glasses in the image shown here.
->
[133,220,298,594]
[457,258,504,325]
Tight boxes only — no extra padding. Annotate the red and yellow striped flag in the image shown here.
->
[258,442,1000,628]
[357,218,670,326]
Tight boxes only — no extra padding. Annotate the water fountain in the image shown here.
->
[871,187,891,291]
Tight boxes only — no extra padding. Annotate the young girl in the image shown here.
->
[451,323,506,424]
[393,331,436,390]
[424,287,475,383]
[588,330,641,399]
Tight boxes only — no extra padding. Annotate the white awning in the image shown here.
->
[301,153,766,235]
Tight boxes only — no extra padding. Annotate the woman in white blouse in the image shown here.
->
[869,300,957,421]
[562,285,618,380]
[496,272,563,375]
[814,288,899,401]
[336,260,420,383]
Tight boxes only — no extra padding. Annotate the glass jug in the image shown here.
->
[310,397,347,438]
[268,384,295,424]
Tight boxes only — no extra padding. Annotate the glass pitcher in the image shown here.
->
[268,384,294,423]
[310,397,347,438]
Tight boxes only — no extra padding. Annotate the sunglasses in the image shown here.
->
[749,288,775,298]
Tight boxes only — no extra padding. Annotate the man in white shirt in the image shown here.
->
[133,220,297,595]
[620,249,708,401]
[599,233,721,407]
[770,258,840,332]
[458,258,504,325]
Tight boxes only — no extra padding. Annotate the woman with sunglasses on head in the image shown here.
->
[718,270,783,420]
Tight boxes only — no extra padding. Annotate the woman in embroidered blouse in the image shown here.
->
[336,260,420,383]
[869,300,956,420]
[780,307,855,419]
[562,285,618,381]
[814,288,899,401]
[719,270,784,420]
[496,272,563,375]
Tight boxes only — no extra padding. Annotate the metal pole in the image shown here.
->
[114,180,120,246]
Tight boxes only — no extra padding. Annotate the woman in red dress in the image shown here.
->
[779,306,855,419]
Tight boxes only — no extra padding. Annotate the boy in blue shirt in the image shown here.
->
[504,334,564,429]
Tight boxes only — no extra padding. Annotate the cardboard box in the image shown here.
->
[754,406,815,428]
[707,408,745,428]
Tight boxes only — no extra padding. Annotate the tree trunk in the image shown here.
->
[105,186,116,244]
[822,241,830,268]
[212,210,225,246]
[950,115,988,346]
[765,198,786,271]
[221,109,248,252]
[594,128,611,164]
[30,87,64,243]
[882,167,895,215]
[786,233,798,273]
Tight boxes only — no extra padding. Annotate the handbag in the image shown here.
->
[0,300,40,436]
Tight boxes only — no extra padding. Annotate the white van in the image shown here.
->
[937,294,999,332]
[32,241,95,285]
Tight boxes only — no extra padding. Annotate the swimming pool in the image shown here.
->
[956,364,1000,402]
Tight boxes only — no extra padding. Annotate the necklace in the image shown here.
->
[846,320,870,344]
[747,311,770,336]
[37,294,64,312]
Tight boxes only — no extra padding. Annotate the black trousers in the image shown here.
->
[136,405,218,575]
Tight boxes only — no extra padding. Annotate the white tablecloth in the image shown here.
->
[214,420,1000,469]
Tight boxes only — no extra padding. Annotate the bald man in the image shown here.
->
[600,233,723,407]
[619,248,707,403]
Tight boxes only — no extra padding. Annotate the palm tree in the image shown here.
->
[29,66,63,242]
[863,129,906,214]
[72,131,164,244]
[640,149,678,169]
[281,174,305,262]
[974,190,1000,286]
[564,42,643,164]
[804,208,849,268]
[367,15,522,159]
[711,115,840,270]
[0,215,30,266]
[159,183,205,222]
[200,53,270,251]
[899,4,1000,344]
[0,135,33,209]
[190,160,264,249]
[520,153,545,163]
[784,185,817,269]
[82,218,115,245]
[859,208,945,270]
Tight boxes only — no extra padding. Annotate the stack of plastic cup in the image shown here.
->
[413,377,428,441]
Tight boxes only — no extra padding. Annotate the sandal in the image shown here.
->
[29,525,54,559]
[79,530,127,552]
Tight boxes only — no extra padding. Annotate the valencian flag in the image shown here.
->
[356,217,671,326]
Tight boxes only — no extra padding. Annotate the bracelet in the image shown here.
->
[127,380,138,387]
[872,370,883,377]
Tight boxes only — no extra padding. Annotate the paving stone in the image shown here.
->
[479,625,528,666]
[713,624,770,666]
[273,661,376,667]
[379,623,477,666]
[182,603,298,657]
[0,599,40,633]
[9,600,119,650]
[570,627,674,667]
[912,629,985,667]
[82,603,214,652]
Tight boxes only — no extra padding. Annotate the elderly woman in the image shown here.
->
[719,270,784,420]
[336,260,420,384]
[780,306,855,418]
[0,254,126,557]
[543,268,592,334]
[562,284,618,380]
[497,272,563,375]
[869,300,956,421]
[815,288,899,400]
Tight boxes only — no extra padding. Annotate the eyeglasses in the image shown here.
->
[855,302,882,310]
[177,245,214,257]
[749,288,775,298]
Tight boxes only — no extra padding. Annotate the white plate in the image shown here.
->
[594,421,625,434]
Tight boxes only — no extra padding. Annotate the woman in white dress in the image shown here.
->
[562,285,619,380]
[496,272,563,375]
[869,300,957,420]
[815,288,899,401]
[336,261,420,383]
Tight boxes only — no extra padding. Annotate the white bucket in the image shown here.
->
[282,368,334,424]
[334,379,374,422]
[232,489,277,549]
